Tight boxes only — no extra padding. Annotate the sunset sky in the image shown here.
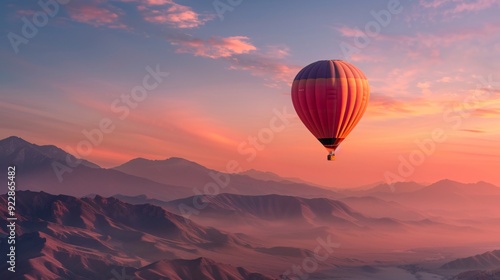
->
[1,0,499,188]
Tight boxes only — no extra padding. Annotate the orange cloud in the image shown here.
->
[69,92,241,151]
[169,35,257,58]
[366,93,451,120]
[367,87,500,120]
[472,108,500,117]
[460,129,485,133]
[367,94,415,116]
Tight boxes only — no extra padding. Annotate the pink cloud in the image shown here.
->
[167,34,298,86]
[437,76,453,83]
[68,5,127,29]
[419,0,452,8]
[368,22,500,61]
[372,67,421,97]
[350,53,383,63]
[169,35,257,58]
[263,45,291,59]
[336,21,499,106]
[335,26,365,37]
[414,0,499,20]
[336,21,500,64]
[417,81,432,95]
[144,0,173,5]
[450,0,497,14]
[227,54,300,85]
[413,0,498,21]
[139,1,213,28]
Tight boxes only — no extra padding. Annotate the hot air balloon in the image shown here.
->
[291,60,370,160]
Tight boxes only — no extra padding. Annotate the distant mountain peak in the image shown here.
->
[167,156,188,161]
[243,168,276,175]
[360,181,425,194]
[239,168,331,190]
[442,250,500,269]
[0,135,100,169]
[121,156,203,167]
[427,179,499,191]
[1,135,29,143]
[239,169,283,181]
[0,135,31,152]
[433,179,459,185]
[168,192,358,224]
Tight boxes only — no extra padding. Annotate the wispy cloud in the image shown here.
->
[472,108,500,118]
[143,0,173,5]
[372,22,500,59]
[137,0,214,28]
[460,129,485,133]
[168,34,257,58]
[436,76,453,83]
[349,52,384,62]
[227,53,300,86]
[335,26,365,37]
[68,5,127,29]
[20,0,295,87]
[367,94,416,116]
[366,92,463,120]
[412,0,499,21]
[66,0,212,30]
[167,34,298,86]
[335,21,499,105]
[449,0,498,14]
[263,45,291,59]
[418,0,451,8]
[335,22,498,55]
[417,81,432,95]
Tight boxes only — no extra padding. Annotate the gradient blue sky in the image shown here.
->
[1,0,499,187]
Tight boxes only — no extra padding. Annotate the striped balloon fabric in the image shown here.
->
[291,60,370,160]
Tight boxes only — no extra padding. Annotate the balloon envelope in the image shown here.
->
[291,60,370,160]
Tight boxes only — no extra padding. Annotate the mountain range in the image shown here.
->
[0,136,337,201]
[1,136,500,279]
[0,191,289,279]
[113,157,337,198]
